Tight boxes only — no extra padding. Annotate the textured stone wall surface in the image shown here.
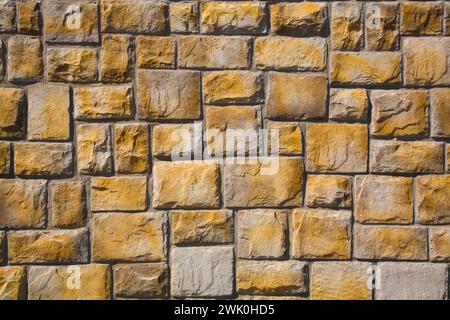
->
[0,0,449,300]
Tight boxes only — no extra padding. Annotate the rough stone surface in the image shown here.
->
[100,34,132,83]
[415,175,450,224]
[366,3,399,51]
[0,267,27,300]
[267,122,302,156]
[18,0,40,34]
[136,36,175,69]
[401,2,443,35]
[152,123,200,159]
[49,181,86,229]
[115,124,149,174]
[0,87,25,139]
[47,47,98,83]
[305,175,352,209]
[430,227,450,261]
[0,142,10,175]
[170,2,198,33]
[329,89,368,122]
[7,36,43,83]
[0,1,16,32]
[331,2,363,50]
[430,88,450,138]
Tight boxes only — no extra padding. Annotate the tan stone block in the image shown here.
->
[28,84,70,141]
[237,209,287,259]
[370,90,428,138]
[0,142,10,175]
[331,2,363,50]
[0,267,27,300]
[178,36,250,69]
[0,1,16,32]
[292,209,352,260]
[90,177,147,212]
[430,227,450,261]
[236,260,307,295]
[43,2,98,43]
[430,88,450,138]
[448,144,450,173]
[366,3,399,51]
[267,121,302,156]
[115,124,149,174]
[137,69,201,120]
[401,2,443,35]
[8,229,88,264]
[153,161,220,209]
[0,41,3,79]
[74,86,132,120]
[306,123,368,173]
[152,123,200,159]
[224,157,303,208]
[114,263,169,299]
[7,36,43,82]
[28,265,110,300]
[404,37,450,86]
[311,262,372,300]
[136,36,175,69]
[47,47,98,83]
[331,52,401,85]
[354,225,428,260]
[92,212,167,262]
[255,37,326,71]
[306,175,352,209]
[271,2,327,36]
[76,124,113,175]
[49,181,86,229]
[101,0,167,33]
[329,89,368,122]
[18,0,40,34]
[200,1,267,35]
[170,2,198,33]
[205,105,261,156]
[446,3,450,35]
[415,175,450,224]
[266,73,327,120]
[203,71,264,105]
[355,175,413,224]
[370,140,444,174]
[100,34,132,83]
[0,87,25,139]
[0,179,46,229]
[171,210,233,245]
[15,142,73,177]
[0,231,3,265]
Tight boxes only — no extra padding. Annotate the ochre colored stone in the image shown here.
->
[236,261,307,295]
[28,265,110,300]
[366,3,399,51]
[74,86,132,120]
[0,1,16,32]
[0,142,10,175]
[27,84,70,141]
[203,71,264,105]
[153,161,220,209]
[18,0,40,34]
[76,124,113,175]
[0,87,25,139]
[355,225,428,260]
[90,177,147,212]
[430,88,450,138]
[311,262,372,300]
[100,34,132,83]
[370,140,444,174]
[237,209,287,259]
[430,227,450,261]
[305,175,352,209]
[171,210,233,245]
[224,157,303,208]
[331,2,363,50]
[271,2,327,36]
[14,142,73,177]
[152,123,200,159]
[370,90,428,138]
[113,263,169,299]
[92,212,167,262]
[0,179,46,229]
[136,36,175,69]
[7,36,43,82]
[0,231,3,265]
[137,70,201,120]
[267,121,302,156]
[115,124,149,174]
[49,181,86,229]
[0,267,27,300]
[401,2,443,35]
[415,175,450,224]
[8,229,88,264]
[331,52,402,85]
[292,209,352,260]
[329,89,368,122]
[178,36,250,69]
[47,47,98,83]
[255,37,326,71]
[170,2,198,33]
[266,72,327,120]
[355,176,413,224]
[306,123,368,173]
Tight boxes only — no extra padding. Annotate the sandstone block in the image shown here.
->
[7,36,43,83]
[0,142,10,175]
[430,88,450,138]
[136,36,175,69]
[329,89,368,122]
[267,122,302,156]
[0,267,27,300]
[0,87,25,139]
[47,47,97,83]
[0,1,16,32]
[401,2,443,35]
[331,2,363,50]
[17,0,40,34]
[152,123,200,159]
[170,2,198,33]
[49,181,86,229]
[305,175,352,209]
[0,231,3,264]
[430,227,450,261]
[415,175,450,224]
[366,3,399,51]
[115,124,149,174]
[100,34,132,83]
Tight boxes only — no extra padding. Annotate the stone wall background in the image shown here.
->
[0,0,449,300]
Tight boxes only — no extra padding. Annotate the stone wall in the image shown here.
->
[0,0,449,300]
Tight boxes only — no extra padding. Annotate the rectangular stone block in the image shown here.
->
[224,157,303,208]
[430,88,450,138]
[430,227,450,261]
[0,266,27,300]
[90,177,147,212]
[7,36,43,83]
[8,229,89,264]
[0,87,25,139]
[17,0,40,34]
[170,2,198,33]
[0,1,16,32]
[366,2,399,51]
[0,231,3,265]
[0,142,10,175]
[329,89,368,122]
[47,47,98,83]
[115,124,149,174]
[49,181,86,229]
[305,175,352,209]
[401,2,443,35]
[267,121,302,156]
[331,2,363,50]
[92,212,167,263]
[136,36,175,69]
[152,123,200,159]
[100,34,132,83]
[415,175,450,224]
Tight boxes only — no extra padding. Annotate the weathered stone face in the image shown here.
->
[329,89,368,122]
[267,121,302,156]
[7,36,43,83]
[430,88,450,138]
[430,227,450,261]
[115,124,149,174]
[0,267,27,300]
[0,142,9,175]
[0,1,16,32]
[100,34,132,83]
[136,36,175,69]
[49,181,86,229]
[152,123,200,159]
[47,47,98,83]
[401,2,443,35]
[170,2,198,33]
[366,3,399,51]
[306,175,352,209]
[331,2,363,50]
[0,88,25,139]
[17,0,40,34]
[415,175,450,224]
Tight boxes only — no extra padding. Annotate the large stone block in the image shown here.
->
[7,36,43,83]
[49,181,86,229]
[430,227,450,261]
[0,88,25,139]
[0,267,27,300]
[47,47,98,83]
[100,34,132,83]
[331,2,363,50]
[115,124,149,174]
[366,3,399,51]
[430,88,450,138]
[415,175,450,224]
[305,175,352,209]
[401,2,443,35]
[0,142,10,175]
[136,36,175,69]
